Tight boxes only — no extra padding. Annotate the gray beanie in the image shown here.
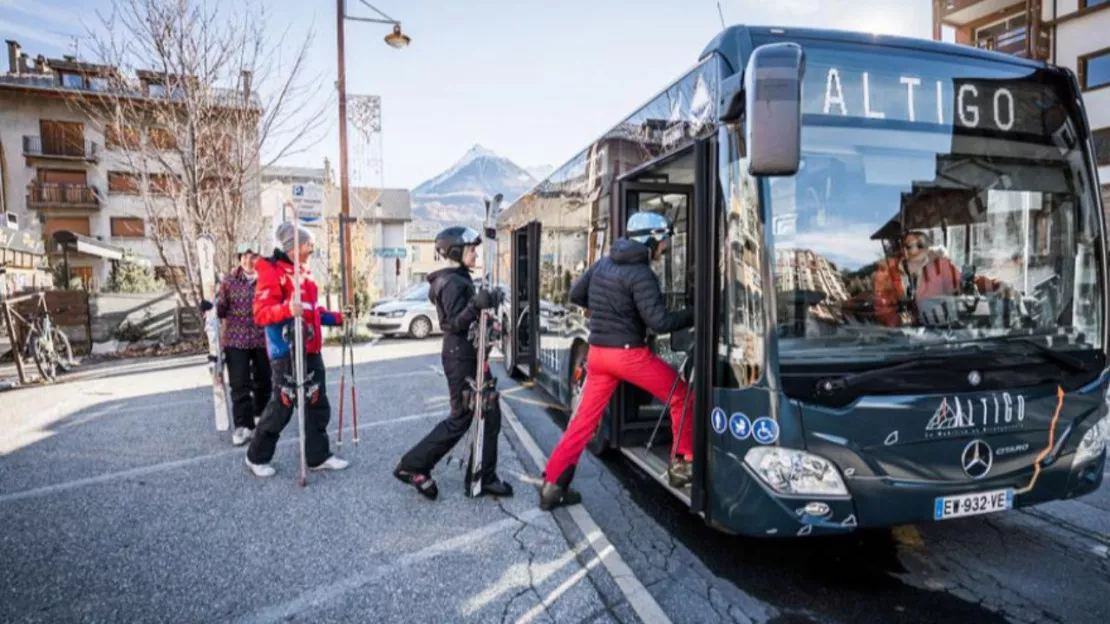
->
[275,222,315,253]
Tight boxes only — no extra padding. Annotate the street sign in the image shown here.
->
[374,247,408,258]
[291,183,323,223]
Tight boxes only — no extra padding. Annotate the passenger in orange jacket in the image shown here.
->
[244,222,347,478]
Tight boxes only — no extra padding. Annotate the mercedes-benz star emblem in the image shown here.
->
[961,439,993,479]
[968,370,982,386]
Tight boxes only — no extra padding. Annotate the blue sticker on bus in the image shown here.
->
[711,408,727,434]
[752,417,779,445]
[729,413,751,440]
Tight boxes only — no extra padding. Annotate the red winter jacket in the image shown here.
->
[253,250,343,359]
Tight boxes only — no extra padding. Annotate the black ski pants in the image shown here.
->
[247,353,333,467]
[399,355,500,480]
[225,346,270,430]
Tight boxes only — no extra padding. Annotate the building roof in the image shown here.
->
[261,165,328,183]
[350,187,411,222]
[407,220,442,241]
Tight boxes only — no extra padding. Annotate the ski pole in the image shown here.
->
[293,222,307,487]
[336,320,347,448]
[349,325,359,445]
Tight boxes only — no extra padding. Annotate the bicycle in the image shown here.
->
[0,265,74,383]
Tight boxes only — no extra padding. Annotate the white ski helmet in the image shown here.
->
[626,212,673,249]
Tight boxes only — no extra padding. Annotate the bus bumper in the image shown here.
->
[708,448,1105,538]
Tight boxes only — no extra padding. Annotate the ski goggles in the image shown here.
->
[459,228,482,246]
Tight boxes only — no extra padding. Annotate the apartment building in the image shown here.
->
[932,0,1110,207]
[0,40,259,290]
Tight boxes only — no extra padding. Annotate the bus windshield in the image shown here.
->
[765,43,1105,363]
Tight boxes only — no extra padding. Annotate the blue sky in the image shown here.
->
[2,0,934,189]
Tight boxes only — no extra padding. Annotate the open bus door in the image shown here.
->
[610,148,706,507]
[507,221,541,379]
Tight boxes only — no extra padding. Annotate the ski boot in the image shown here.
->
[539,467,582,511]
[667,456,692,488]
[393,464,439,500]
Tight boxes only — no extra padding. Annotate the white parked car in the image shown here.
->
[366,283,440,339]
[366,281,509,340]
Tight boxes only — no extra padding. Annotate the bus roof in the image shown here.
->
[700,24,1048,76]
[499,24,1062,228]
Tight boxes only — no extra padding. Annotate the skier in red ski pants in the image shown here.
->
[541,211,694,511]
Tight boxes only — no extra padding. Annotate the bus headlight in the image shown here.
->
[1075,416,1110,466]
[744,447,848,496]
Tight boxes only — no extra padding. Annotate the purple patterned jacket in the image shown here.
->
[216,266,267,350]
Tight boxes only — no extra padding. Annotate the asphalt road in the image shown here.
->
[494,363,1110,624]
[0,339,641,624]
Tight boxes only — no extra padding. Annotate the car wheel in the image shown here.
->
[409,315,433,339]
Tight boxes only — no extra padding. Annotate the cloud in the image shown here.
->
[0,18,72,49]
[0,0,85,30]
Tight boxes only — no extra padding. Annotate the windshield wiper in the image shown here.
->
[814,354,961,395]
[994,336,1089,373]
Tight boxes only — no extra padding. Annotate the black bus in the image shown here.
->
[497,25,1109,537]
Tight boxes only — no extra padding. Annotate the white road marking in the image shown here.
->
[499,397,673,624]
[235,507,546,624]
[0,411,446,505]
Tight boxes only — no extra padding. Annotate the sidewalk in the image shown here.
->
[0,340,641,623]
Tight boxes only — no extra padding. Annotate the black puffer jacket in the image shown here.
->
[570,239,693,348]
[428,265,479,360]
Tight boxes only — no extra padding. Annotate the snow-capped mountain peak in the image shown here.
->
[411,145,540,227]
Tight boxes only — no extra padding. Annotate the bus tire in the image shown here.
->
[568,342,611,458]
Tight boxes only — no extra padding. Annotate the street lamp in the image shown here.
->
[336,0,409,313]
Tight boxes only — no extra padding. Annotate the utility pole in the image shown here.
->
[336,0,353,310]
[335,0,410,311]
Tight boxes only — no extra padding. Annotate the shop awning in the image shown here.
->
[52,230,124,261]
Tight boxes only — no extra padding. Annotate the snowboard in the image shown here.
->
[196,234,231,432]
[465,193,504,497]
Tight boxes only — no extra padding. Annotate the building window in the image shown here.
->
[110,217,145,238]
[105,124,141,149]
[43,217,91,238]
[149,173,180,196]
[1080,47,1110,91]
[108,172,140,194]
[153,218,181,239]
[148,127,177,150]
[60,72,84,89]
[1082,0,1110,9]
[88,76,110,91]
[147,82,167,97]
[1095,128,1110,167]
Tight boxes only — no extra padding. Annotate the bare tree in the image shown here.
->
[72,0,330,311]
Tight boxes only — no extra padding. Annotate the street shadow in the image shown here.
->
[0,350,447,496]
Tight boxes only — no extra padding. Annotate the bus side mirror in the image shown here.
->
[744,42,805,177]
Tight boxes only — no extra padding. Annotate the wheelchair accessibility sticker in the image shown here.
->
[729,413,751,440]
[752,417,779,445]
[711,408,727,435]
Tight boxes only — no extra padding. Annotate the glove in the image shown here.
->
[472,288,503,310]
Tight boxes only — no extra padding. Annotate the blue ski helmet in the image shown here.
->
[626,212,673,249]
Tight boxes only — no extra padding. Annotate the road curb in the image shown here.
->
[499,395,672,624]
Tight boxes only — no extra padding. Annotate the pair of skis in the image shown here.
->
[464,193,504,498]
[196,234,232,433]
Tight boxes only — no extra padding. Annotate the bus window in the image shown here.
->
[719,125,765,388]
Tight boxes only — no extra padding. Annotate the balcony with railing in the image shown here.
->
[26,183,102,211]
[937,0,1024,27]
[22,136,100,162]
